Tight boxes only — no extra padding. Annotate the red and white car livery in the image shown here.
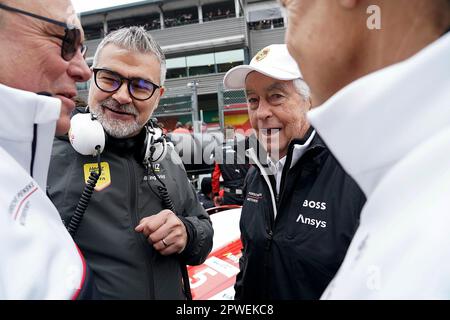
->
[188,207,242,300]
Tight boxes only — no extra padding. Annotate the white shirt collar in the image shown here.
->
[268,130,316,193]
[0,84,61,189]
[308,33,450,197]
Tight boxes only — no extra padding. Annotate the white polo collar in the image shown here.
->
[308,33,450,197]
[267,130,316,193]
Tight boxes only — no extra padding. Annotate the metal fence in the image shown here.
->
[217,83,247,130]
[153,82,248,134]
[155,94,193,118]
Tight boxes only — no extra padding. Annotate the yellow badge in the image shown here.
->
[152,163,161,173]
[83,162,111,191]
[255,47,270,62]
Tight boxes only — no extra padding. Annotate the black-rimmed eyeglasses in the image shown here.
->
[93,68,161,101]
[0,3,87,61]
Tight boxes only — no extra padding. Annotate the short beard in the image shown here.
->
[91,98,143,138]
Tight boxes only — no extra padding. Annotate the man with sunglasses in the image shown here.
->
[47,27,213,299]
[0,1,95,299]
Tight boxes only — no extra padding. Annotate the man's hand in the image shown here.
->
[213,196,223,207]
[135,209,188,255]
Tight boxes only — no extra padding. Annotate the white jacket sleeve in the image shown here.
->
[0,148,86,299]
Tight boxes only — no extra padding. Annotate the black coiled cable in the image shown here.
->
[156,185,175,212]
[67,146,102,237]
[148,151,192,300]
[148,150,175,212]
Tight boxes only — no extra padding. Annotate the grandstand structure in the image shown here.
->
[77,0,286,131]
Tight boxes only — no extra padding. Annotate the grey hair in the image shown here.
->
[92,26,166,85]
[293,78,311,102]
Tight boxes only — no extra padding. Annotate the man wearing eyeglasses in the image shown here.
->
[0,1,95,299]
[47,27,214,300]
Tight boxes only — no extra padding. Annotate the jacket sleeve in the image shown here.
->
[211,162,221,195]
[178,176,214,266]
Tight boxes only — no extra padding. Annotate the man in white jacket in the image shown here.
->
[0,0,93,299]
[279,0,450,298]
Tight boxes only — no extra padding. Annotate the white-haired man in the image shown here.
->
[223,44,366,299]
[47,27,213,299]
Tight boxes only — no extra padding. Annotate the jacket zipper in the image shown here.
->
[247,142,322,298]
[127,157,155,299]
[277,145,321,206]
[30,124,38,178]
[263,197,274,299]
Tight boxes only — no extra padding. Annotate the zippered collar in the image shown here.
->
[246,127,324,166]
[105,128,146,156]
[246,147,278,219]
[0,84,60,189]
[289,127,326,152]
[245,127,326,219]
[284,127,325,170]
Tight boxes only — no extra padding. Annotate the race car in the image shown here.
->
[188,206,242,300]
[168,131,245,300]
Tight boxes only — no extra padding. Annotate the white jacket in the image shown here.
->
[308,32,450,299]
[0,84,85,299]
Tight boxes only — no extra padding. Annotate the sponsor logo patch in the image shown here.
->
[296,199,328,229]
[246,191,262,203]
[144,174,166,181]
[296,214,327,229]
[255,47,270,62]
[83,162,111,191]
[8,181,38,224]
[152,163,161,173]
[302,199,327,211]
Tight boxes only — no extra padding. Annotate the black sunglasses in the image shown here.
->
[93,68,161,101]
[0,3,87,61]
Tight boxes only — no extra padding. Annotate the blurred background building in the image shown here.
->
[77,0,286,133]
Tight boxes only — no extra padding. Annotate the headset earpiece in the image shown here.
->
[143,120,167,164]
[70,112,166,164]
[69,112,106,156]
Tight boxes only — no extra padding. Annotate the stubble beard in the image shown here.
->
[92,98,143,138]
